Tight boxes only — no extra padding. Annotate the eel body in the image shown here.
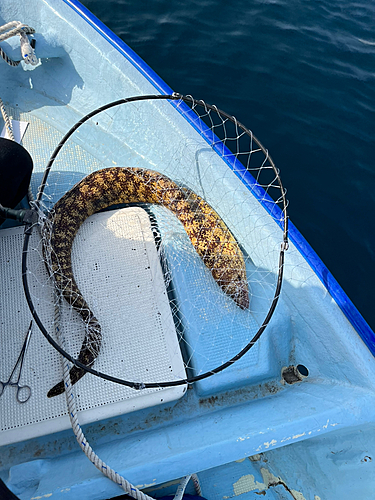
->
[46,166,249,397]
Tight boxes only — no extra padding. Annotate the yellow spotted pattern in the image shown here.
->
[46,167,249,397]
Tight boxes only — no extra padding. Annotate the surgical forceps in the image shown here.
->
[0,321,33,403]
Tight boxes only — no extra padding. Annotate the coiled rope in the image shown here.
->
[53,291,201,499]
[0,21,37,66]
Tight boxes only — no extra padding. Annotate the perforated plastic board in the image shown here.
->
[0,207,186,446]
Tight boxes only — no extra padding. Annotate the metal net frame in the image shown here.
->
[21,93,288,392]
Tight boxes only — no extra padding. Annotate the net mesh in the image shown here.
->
[24,94,287,395]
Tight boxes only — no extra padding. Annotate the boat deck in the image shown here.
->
[1,1,375,499]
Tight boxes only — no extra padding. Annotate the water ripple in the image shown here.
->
[82,0,375,329]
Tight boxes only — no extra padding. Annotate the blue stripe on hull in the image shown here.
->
[62,0,375,355]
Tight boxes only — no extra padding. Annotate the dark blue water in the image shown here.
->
[82,0,375,331]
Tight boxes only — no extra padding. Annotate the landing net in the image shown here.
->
[22,94,288,393]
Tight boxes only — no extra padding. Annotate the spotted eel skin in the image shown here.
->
[46,166,249,397]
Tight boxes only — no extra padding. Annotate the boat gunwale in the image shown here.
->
[60,0,374,353]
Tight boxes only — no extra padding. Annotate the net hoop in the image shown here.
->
[22,93,288,390]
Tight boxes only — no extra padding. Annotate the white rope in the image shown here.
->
[191,474,202,496]
[0,21,37,66]
[53,293,156,500]
[53,293,203,499]
[0,21,32,40]
[0,97,14,141]
[19,31,38,65]
[174,475,192,500]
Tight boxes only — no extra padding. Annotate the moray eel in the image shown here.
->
[46,166,249,397]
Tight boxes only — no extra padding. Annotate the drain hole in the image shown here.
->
[296,364,309,377]
[282,364,309,384]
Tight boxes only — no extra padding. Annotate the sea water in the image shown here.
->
[82,0,375,331]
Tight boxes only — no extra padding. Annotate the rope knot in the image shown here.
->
[0,21,38,67]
